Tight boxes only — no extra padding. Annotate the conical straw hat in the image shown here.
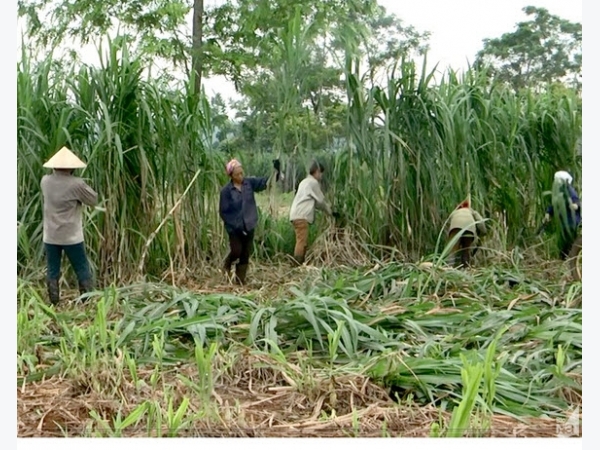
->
[43,146,87,169]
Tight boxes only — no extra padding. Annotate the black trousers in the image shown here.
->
[559,225,580,260]
[45,242,92,283]
[224,229,254,269]
[448,229,476,267]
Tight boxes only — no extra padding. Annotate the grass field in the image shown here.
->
[17,233,582,437]
[255,190,295,220]
[17,38,582,438]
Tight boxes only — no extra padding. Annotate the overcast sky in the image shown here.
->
[16,0,583,100]
[376,0,582,73]
[202,0,583,99]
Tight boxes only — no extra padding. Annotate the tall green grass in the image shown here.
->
[17,30,581,282]
[332,58,581,259]
[18,40,226,283]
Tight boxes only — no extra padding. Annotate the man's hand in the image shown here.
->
[536,214,551,236]
[571,203,579,211]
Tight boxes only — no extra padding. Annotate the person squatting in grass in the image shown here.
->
[288,160,338,265]
[541,170,581,260]
[40,146,99,304]
[446,196,487,268]
[219,158,282,285]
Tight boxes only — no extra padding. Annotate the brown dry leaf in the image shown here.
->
[425,306,462,315]
[507,293,538,310]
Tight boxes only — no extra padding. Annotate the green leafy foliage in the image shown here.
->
[18,260,581,421]
[474,6,582,91]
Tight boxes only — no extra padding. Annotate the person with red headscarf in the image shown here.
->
[219,158,281,285]
[446,196,487,268]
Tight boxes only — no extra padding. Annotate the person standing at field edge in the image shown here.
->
[289,160,338,265]
[40,146,99,305]
[541,170,581,259]
[446,196,487,268]
[219,158,281,285]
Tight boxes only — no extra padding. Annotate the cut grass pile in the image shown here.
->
[17,254,582,437]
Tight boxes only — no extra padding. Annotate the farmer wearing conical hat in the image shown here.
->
[219,158,282,285]
[41,146,98,304]
[541,170,581,259]
[446,195,487,268]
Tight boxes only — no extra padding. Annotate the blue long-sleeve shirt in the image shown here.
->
[546,184,581,228]
[219,177,269,234]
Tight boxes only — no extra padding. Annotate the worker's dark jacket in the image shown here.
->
[546,185,581,229]
[219,177,268,234]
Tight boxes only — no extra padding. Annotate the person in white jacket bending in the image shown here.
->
[289,160,337,265]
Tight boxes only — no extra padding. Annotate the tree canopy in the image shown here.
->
[474,6,581,91]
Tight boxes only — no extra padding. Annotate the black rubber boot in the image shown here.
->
[79,278,94,297]
[47,279,60,305]
[235,264,249,285]
[222,257,232,277]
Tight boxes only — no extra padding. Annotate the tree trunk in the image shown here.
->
[192,0,204,94]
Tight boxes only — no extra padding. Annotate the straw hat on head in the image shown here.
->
[43,146,87,169]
